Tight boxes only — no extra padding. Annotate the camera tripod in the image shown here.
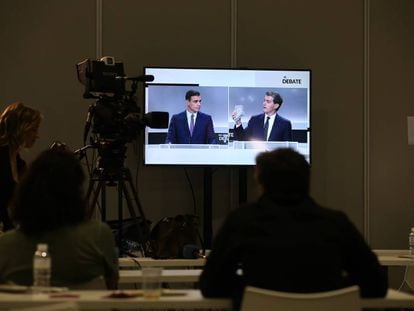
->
[85,164,151,257]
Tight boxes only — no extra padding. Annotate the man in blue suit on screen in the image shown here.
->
[232,91,292,141]
[165,90,217,144]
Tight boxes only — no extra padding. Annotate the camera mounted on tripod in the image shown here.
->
[76,56,168,144]
[75,57,165,256]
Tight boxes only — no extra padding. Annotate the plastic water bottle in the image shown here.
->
[33,243,51,288]
[409,228,414,255]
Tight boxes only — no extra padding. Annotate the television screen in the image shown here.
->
[144,67,311,165]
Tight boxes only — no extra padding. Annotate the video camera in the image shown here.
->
[76,56,168,143]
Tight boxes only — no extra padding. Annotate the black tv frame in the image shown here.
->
[143,66,311,167]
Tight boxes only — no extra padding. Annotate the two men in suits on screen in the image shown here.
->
[165,89,292,145]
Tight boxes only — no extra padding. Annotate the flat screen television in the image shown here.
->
[143,67,311,165]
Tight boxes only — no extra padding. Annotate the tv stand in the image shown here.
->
[203,167,213,249]
[202,166,248,250]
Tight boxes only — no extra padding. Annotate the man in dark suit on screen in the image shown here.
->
[232,91,292,141]
[165,90,217,144]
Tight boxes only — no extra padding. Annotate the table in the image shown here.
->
[117,251,414,287]
[1,288,414,310]
[119,250,414,269]
[119,257,205,268]
[374,249,414,266]
[0,289,231,310]
[119,269,202,284]
[362,288,414,308]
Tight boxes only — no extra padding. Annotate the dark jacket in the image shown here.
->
[233,113,292,141]
[199,195,387,310]
[0,145,25,231]
[166,111,217,144]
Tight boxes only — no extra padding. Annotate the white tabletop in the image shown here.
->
[374,249,414,266]
[1,288,414,310]
[119,269,202,284]
[374,249,410,255]
[0,289,231,310]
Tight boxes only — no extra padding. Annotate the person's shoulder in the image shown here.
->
[247,114,264,125]
[198,111,212,118]
[214,204,255,234]
[172,111,186,118]
[72,220,113,235]
[225,201,260,222]
[81,220,111,229]
[305,197,350,222]
[76,221,115,242]
[0,229,24,247]
[250,113,263,120]
[276,114,291,124]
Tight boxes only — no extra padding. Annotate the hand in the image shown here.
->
[232,110,242,126]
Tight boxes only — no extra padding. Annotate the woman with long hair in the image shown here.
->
[0,102,42,231]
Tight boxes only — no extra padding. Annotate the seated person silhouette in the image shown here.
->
[0,147,119,289]
[199,148,387,310]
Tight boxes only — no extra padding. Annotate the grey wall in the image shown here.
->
[1,0,413,286]
[369,0,414,248]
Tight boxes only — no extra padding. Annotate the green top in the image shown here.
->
[0,220,118,287]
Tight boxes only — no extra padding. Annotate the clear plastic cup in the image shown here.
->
[142,267,162,299]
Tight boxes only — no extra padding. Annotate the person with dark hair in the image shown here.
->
[232,91,292,141]
[199,148,387,311]
[0,102,42,232]
[0,148,119,289]
[165,89,217,144]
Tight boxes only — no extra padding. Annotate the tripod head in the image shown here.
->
[75,138,128,183]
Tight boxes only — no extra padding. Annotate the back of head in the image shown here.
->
[12,148,86,235]
[255,148,310,204]
[0,102,42,150]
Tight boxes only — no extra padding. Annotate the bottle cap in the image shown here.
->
[37,243,48,251]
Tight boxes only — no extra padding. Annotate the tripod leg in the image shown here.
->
[100,181,106,222]
[119,179,148,256]
[86,178,103,220]
[117,181,124,251]
[123,169,149,227]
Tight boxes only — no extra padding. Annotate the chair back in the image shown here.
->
[400,266,414,293]
[240,286,360,311]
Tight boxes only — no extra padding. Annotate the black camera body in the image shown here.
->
[77,58,126,98]
[91,96,141,142]
[76,57,168,145]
